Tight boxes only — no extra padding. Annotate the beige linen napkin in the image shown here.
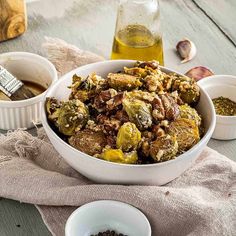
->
[0,38,236,236]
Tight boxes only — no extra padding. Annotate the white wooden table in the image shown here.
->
[0,0,236,235]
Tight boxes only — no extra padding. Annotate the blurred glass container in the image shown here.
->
[111,0,164,65]
[0,0,27,42]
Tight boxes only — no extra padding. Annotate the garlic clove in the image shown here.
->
[176,38,197,63]
[185,66,214,81]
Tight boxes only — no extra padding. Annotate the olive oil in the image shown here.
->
[0,80,46,101]
[111,25,164,65]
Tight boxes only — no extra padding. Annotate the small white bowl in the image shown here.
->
[0,52,57,130]
[65,200,151,236]
[198,75,236,140]
[41,60,216,185]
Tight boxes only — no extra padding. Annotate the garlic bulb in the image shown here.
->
[185,66,214,81]
[176,38,197,63]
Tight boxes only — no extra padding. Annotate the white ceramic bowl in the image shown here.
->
[41,60,216,185]
[0,52,57,130]
[65,200,151,236]
[198,75,236,140]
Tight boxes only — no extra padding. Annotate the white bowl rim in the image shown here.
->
[65,200,151,236]
[198,74,236,121]
[42,59,216,168]
[0,51,58,107]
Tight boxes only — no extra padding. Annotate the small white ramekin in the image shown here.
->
[198,75,236,140]
[65,200,151,236]
[0,52,57,130]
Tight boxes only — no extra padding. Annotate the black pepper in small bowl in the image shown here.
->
[90,230,128,236]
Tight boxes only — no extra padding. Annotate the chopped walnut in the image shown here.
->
[160,94,179,120]
[113,109,130,123]
[93,88,117,112]
[152,125,165,138]
[152,97,165,121]
[144,74,163,92]
[86,120,102,132]
[141,140,151,157]
[106,92,124,111]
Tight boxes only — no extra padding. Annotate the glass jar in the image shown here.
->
[111,0,164,65]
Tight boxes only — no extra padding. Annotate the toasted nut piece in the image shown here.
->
[150,135,178,162]
[113,109,130,123]
[93,88,117,112]
[102,118,121,135]
[162,73,173,91]
[106,92,124,111]
[152,97,165,121]
[68,129,107,156]
[107,73,142,91]
[152,125,166,138]
[160,94,179,120]
[144,73,163,92]
[168,118,200,153]
[141,140,151,157]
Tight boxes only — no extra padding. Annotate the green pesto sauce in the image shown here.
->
[212,96,236,116]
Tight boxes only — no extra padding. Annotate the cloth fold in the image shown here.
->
[0,38,236,236]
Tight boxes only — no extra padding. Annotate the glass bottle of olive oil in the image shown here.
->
[111,0,164,65]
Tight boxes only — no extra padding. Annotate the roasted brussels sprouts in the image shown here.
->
[116,122,141,151]
[150,134,178,162]
[107,73,142,91]
[45,97,61,123]
[57,99,89,135]
[46,61,203,165]
[179,104,201,127]
[172,75,200,104]
[125,90,156,103]
[68,129,107,156]
[123,98,152,130]
[69,73,107,102]
[100,148,138,164]
[168,118,200,153]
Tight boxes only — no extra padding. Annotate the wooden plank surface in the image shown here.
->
[0,0,236,236]
[0,198,51,236]
[159,0,236,75]
[193,0,236,46]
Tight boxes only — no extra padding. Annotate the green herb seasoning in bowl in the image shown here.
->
[198,75,236,140]
[212,96,236,116]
